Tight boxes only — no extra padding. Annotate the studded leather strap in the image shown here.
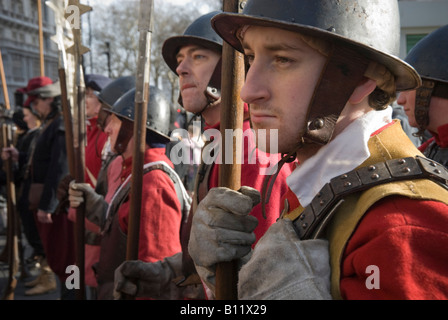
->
[290,156,448,240]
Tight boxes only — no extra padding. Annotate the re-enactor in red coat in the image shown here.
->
[187,1,448,300]
[69,87,183,300]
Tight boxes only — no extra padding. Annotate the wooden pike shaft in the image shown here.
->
[0,50,11,109]
[126,0,153,263]
[216,0,245,300]
[37,0,45,76]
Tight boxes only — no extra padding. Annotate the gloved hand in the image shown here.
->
[113,253,205,300]
[238,218,332,300]
[188,186,260,293]
[68,181,107,227]
[57,174,74,203]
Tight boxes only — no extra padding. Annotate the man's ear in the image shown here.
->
[348,78,377,104]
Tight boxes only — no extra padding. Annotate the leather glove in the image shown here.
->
[238,218,332,300]
[113,252,205,300]
[188,186,260,293]
[57,174,74,203]
[68,181,108,227]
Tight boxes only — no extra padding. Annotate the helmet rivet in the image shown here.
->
[312,118,325,129]
[327,26,336,32]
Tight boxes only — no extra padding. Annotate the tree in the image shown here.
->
[84,0,221,106]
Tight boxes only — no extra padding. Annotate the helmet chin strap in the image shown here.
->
[178,58,222,125]
[414,79,448,137]
[260,45,370,217]
[303,44,369,145]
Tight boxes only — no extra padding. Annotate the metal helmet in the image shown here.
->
[97,76,135,130]
[404,24,448,135]
[97,76,135,109]
[162,11,223,74]
[212,0,421,146]
[106,86,171,154]
[213,0,419,91]
[163,11,223,111]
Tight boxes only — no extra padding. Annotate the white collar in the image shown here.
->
[286,107,393,207]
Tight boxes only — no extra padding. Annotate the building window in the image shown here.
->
[12,54,25,82]
[406,34,427,53]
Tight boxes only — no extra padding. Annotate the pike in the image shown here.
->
[37,0,45,76]
[65,0,92,300]
[126,0,153,274]
[0,49,19,300]
[216,0,245,300]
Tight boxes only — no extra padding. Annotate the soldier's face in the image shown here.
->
[397,90,418,128]
[175,45,221,115]
[240,26,327,154]
[104,114,122,153]
[85,87,102,119]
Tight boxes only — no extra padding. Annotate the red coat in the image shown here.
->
[117,148,182,262]
[85,117,108,186]
[282,122,448,299]
[340,197,448,299]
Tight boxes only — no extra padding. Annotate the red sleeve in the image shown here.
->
[340,196,448,300]
[418,136,435,153]
[118,170,182,263]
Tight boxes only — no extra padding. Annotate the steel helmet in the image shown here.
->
[404,24,448,135]
[212,0,421,146]
[105,86,171,154]
[97,76,135,109]
[162,11,223,75]
[97,76,135,130]
[162,11,223,111]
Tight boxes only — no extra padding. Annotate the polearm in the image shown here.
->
[65,0,92,300]
[126,0,153,269]
[216,0,245,300]
[0,50,19,299]
[47,0,76,177]
[37,0,45,76]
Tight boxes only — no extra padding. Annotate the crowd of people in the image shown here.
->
[0,0,447,300]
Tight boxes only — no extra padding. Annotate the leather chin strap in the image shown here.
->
[261,45,370,217]
[114,119,133,155]
[303,44,370,145]
[414,79,448,137]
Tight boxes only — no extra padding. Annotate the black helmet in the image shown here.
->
[404,25,448,135]
[97,76,135,130]
[212,0,420,91]
[106,86,171,154]
[162,11,223,75]
[405,25,448,85]
[162,11,223,112]
[97,76,135,109]
[212,0,421,146]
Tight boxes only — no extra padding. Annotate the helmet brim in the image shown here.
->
[162,35,222,75]
[212,13,421,92]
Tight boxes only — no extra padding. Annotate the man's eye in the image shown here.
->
[276,56,292,64]
[245,55,254,65]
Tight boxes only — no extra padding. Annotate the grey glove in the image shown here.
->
[238,218,332,300]
[113,253,205,300]
[188,186,260,293]
[68,181,108,227]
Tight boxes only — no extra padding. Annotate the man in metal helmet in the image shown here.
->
[112,11,293,300]
[68,86,187,300]
[187,0,448,300]
[397,25,448,169]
